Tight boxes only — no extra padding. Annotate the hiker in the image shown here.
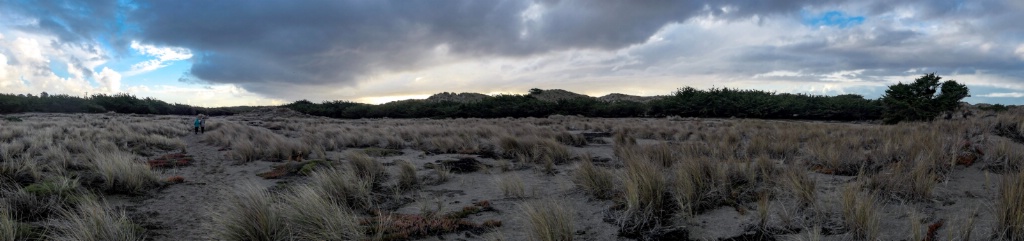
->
[200,114,207,134]
[193,114,202,134]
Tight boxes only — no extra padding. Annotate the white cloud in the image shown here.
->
[978,92,1024,98]
[0,30,118,96]
[125,84,286,107]
[1016,44,1024,60]
[754,70,805,78]
[0,53,8,79]
[126,41,192,76]
[95,67,121,93]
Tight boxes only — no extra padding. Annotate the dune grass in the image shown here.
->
[840,184,879,240]
[213,183,289,241]
[89,151,159,194]
[50,198,145,241]
[496,173,528,199]
[307,167,372,211]
[781,165,816,209]
[673,156,724,216]
[522,199,574,241]
[397,160,419,190]
[619,153,669,232]
[997,170,1024,240]
[281,185,363,241]
[346,152,388,186]
[0,208,18,241]
[573,155,616,199]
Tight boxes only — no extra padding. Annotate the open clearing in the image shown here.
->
[2,107,1023,240]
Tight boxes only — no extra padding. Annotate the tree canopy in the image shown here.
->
[880,73,970,124]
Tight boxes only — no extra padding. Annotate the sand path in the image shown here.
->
[129,130,277,241]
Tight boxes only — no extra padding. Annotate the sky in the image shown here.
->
[0,0,1022,107]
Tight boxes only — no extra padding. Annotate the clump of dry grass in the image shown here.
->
[213,183,289,241]
[573,155,615,199]
[282,185,363,241]
[89,151,159,194]
[0,155,39,186]
[51,198,145,241]
[555,132,587,147]
[780,165,816,209]
[498,136,572,164]
[840,184,879,240]
[619,154,669,232]
[522,199,574,241]
[865,157,937,201]
[496,174,528,199]
[308,167,372,211]
[397,160,418,190]
[806,142,862,176]
[613,130,636,146]
[0,208,18,241]
[432,164,452,185]
[996,170,1024,240]
[673,157,725,216]
[346,152,387,187]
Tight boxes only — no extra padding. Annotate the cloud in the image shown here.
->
[978,92,1024,98]
[0,30,116,96]
[124,0,850,97]
[125,41,192,76]
[1016,44,1024,60]
[95,67,121,92]
[1,0,1023,105]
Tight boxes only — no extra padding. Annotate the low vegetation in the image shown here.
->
[522,199,575,241]
[0,80,1017,240]
[997,170,1024,240]
[51,198,145,241]
[213,183,289,241]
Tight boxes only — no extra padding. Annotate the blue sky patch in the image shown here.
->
[49,60,70,79]
[802,11,865,28]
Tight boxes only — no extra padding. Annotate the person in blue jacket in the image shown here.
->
[193,114,203,134]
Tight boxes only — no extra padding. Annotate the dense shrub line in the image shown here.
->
[286,87,884,121]
[0,93,247,115]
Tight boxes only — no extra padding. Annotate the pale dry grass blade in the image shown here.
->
[620,154,667,232]
[997,170,1024,240]
[573,155,615,199]
[522,199,574,241]
[213,182,289,241]
[89,151,158,194]
[282,185,363,241]
[51,198,145,241]
[840,184,879,240]
[496,173,527,199]
[308,167,372,211]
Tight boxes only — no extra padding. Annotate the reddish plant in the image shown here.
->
[166,176,185,184]
[147,153,194,169]
[924,219,943,241]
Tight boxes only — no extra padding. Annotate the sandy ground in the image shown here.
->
[117,133,281,240]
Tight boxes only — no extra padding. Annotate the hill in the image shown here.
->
[426,92,490,103]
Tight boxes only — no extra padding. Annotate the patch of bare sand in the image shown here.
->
[121,132,281,241]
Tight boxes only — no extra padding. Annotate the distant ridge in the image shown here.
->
[528,89,592,102]
[426,92,490,103]
[419,89,664,104]
[597,93,664,103]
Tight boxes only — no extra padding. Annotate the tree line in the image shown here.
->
[285,74,972,123]
[285,87,883,121]
[0,93,242,116]
[0,74,973,123]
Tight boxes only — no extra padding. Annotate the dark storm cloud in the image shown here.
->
[124,0,840,96]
